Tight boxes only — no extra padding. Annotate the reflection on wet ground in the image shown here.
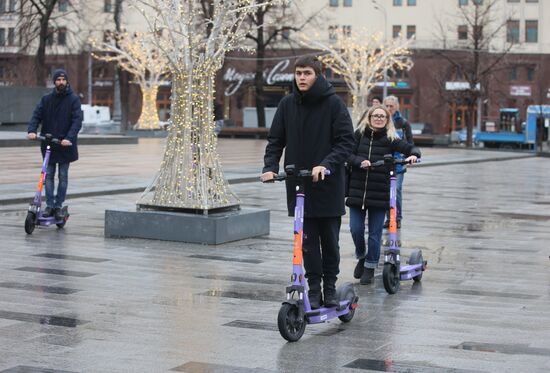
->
[0,154,549,372]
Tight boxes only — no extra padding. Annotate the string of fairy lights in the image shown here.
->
[90,0,406,212]
[90,32,169,130]
[134,0,285,212]
[302,28,413,123]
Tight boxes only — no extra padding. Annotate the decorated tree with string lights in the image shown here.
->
[91,32,169,130]
[135,0,282,212]
[303,28,413,123]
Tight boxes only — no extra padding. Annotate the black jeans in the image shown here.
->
[302,217,341,289]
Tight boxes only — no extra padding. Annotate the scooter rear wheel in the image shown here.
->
[56,216,68,229]
[408,250,424,282]
[383,263,400,294]
[336,282,357,323]
[24,212,36,235]
[277,303,306,342]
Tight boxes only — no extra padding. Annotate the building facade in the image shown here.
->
[0,0,549,134]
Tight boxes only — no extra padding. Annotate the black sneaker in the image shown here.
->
[43,206,54,218]
[54,208,65,221]
[353,258,365,279]
[383,220,390,229]
[360,268,375,285]
[308,290,322,309]
[323,288,339,308]
[397,220,401,229]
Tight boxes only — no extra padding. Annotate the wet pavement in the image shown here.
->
[0,141,549,372]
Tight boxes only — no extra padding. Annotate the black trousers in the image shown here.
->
[302,217,341,289]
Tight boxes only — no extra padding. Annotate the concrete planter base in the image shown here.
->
[105,207,270,245]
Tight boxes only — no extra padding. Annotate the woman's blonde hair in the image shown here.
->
[356,105,398,141]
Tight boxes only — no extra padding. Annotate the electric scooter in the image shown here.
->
[371,155,427,294]
[264,165,358,342]
[24,134,70,234]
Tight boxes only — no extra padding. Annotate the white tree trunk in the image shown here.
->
[135,85,162,130]
[138,68,239,211]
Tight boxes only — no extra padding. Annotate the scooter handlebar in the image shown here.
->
[34,135,61,144]
[33,134,72,146]
[369,157,421,168]
[262,168,331,182]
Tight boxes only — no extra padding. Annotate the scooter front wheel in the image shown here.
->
[24,212,36,235]
[382,263,400,294]
[277,303,306,342]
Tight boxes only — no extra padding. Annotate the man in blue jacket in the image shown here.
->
[383,95,414,229]
[27,69,82,220]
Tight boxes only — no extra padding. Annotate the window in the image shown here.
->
[58,0,68,11]
[473,0,483,4]
[0,0,5,13]
[343,0,352,6]
[507,0,520,2]
[527,67,535,81]
[525,0,538,2]
[393,0,402,5]
[452,67,465,80]
[58,27,67,46]
[46,27,54,46]
[407,0,416,5]
[0,29,5,46]
[281,27,290,40]
[103,30,112,43]
[459,0,468,6]
[395,69,409,79]
[406,25,416,39]
[509,67,517,81]
[328,25,338,40]
[392,25,402,38]
[104,0,112,12]
[525,20,538,43]
[342,25,351,36]
[473,25,483,40]
[93,65,108,79]
[8,0,14,12]
[329,0,338,6]
[458,25,468,40]
[7,27,15,46]
[506,20,519,43]
[157,90,171,121]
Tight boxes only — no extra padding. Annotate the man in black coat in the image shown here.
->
[27,69,82,220]
[261,56,355,308]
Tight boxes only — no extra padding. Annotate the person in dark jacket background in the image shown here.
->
[383,95,414,229]
[261,56,355,309]
[346,105,420,285]
[27,68,82,220]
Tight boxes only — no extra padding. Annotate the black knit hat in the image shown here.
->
[52,68,68,83]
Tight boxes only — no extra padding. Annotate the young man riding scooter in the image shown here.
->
[27,69,82,220]
[261,56,355,309]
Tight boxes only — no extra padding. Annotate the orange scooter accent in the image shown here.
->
[389,206,398,234]
[37,172,46,192]
[292,230,303,265]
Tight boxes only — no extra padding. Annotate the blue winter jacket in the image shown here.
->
[392,111,414,174]
[28,86,83,163]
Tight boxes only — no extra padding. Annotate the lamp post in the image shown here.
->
[372,0,388,99]
[87,43,93,105]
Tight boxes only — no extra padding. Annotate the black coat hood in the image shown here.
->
[293,74,336,105]
[263,74,355,217]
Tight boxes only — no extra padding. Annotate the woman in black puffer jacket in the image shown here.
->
[346,105,421,285]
